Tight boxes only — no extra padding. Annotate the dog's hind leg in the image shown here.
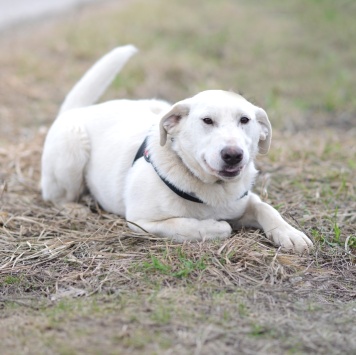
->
[41,123,90,205]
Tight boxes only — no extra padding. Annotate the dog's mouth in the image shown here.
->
[218,165,244,178]
[204,159,244,179]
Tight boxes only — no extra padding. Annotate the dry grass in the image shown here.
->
[1,0,356,354]
[1,126,355,354]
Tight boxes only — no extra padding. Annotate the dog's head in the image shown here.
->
[159,90,271,182]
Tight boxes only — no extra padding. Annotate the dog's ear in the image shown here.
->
[159,100,190,146]
[255,107,272,154]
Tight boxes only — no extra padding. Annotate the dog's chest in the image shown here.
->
[179,194,249,221]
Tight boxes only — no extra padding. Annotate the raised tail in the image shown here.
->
[59,44,138,115]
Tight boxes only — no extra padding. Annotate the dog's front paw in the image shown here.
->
[176,219,232,241]
[266,224,313,253]
[202,220,232,241]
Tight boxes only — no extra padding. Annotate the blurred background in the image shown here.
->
[0,0,355,141]
[0,0,97,30]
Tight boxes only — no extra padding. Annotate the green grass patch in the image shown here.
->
[2,275,22,285]
[140,247,207,278]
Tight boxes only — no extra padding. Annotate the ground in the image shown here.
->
[0,0,355,354]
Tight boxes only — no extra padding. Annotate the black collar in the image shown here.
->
[132,137,249,204]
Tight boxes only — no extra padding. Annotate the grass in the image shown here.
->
[140,248,207,278]
[0,0,356,354]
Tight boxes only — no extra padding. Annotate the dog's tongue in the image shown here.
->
[224,166,240,173]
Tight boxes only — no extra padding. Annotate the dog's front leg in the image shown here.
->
[127,217,232,242]
[234,193,313,252]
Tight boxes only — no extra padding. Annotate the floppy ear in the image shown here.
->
[159,100,190,146]
[255,107,272,154]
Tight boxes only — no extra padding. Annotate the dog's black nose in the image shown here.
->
[221,147,243,165]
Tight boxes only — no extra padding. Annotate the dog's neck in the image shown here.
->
[132,136,204,204]
[142,130,257,207]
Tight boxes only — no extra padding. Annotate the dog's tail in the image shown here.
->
[59,44,138,115]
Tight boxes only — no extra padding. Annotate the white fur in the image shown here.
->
[41,45,313,253]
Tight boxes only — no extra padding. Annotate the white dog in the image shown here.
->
[41,45,313,253]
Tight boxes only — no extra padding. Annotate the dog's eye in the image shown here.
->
[240,116,250,125]
[202,117,214,125]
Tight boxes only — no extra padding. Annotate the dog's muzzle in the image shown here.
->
[219,147,244,178]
